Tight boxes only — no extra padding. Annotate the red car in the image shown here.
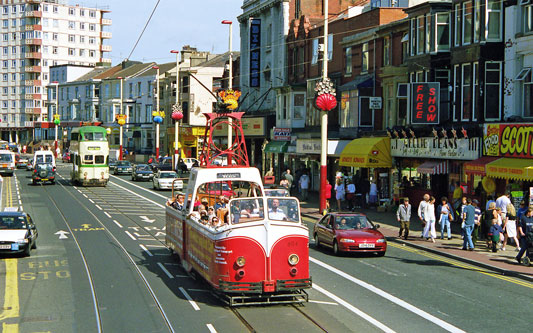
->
[313,213,387,256]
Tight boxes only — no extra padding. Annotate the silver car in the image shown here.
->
[152,171,182,190]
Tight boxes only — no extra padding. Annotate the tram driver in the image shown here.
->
[268,198,288,221]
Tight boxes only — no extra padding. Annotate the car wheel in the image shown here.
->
[23,245,31,257]
[50,180,55,185]
[523,257,531,266]
[376,251,386,257]
[333,240,340,256]
[32,179,36,185]
[314,234,321,248]
[31,241,37,249]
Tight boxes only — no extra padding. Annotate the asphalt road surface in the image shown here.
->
[1,163,531,332]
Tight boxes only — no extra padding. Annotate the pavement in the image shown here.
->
[297,190,533,282]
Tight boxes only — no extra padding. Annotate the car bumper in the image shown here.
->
[157,183,173,189]
[115,169,132,174]
[81,179,108,186]
[338,243,387,252]
[0,242,29,254]
[0,168,14,174]
[33,176,55,182]
[135,174,153,180]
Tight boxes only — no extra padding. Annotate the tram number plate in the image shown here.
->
[359,243,375,248]
[0,244,11,249]
[217,172,241,179]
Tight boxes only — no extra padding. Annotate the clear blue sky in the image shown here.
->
[95,0,242,64]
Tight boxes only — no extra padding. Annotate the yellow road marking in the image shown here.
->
[0,259,20,329]
[388,242,533,289]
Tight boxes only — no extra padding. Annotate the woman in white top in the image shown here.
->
[334,178,345,211]
[422,196,437,242]
[502,203,520,251]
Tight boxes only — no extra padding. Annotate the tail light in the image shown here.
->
[290,267,298,276]
[236,269,245,278]
[52,167,56,172]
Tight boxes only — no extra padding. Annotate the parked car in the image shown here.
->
[26,158,34,171]
[183,158,200,170]
[16,156,29,169]
[152,156,173,172]
[264,188,290,197]
[0,211,38,257]
[113,160,133,175]
[109,158,118,169]
[152,170,182,190]
[131,164,154,181]
[32,163,56,185]
[313,213,387,256]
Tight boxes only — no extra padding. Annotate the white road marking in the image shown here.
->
[95,204,102,210]
[124,231,136,240]
[108,181,165,208]
[157,262,174,279]
[175,274,189,278]
[308,300,338,306]
[73,186,78,190]
[88,199,95,204]
[110,175,168,199]
[313,284,395,333]
[206,324,217,333]
[179,287,200,311]
[187,288,210,292]
[139,244,153,257]
[310,257,465,333]
[145,244,166,248]
[82,194,88,198]
[113,220,123,228]
[104,211,112,218]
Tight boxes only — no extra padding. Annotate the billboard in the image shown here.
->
[410,82,440,124]
[483,123,533,158]
[249,19,261,88]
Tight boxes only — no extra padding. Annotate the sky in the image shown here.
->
[86,0,243,64]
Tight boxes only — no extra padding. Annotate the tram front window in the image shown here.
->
[229,198,264,224]
[267,198,299,222]
[83,155,94,164]
[95,155,105,164]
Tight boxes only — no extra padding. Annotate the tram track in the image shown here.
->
[38,177,175,332]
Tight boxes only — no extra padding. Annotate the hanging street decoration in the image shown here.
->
[314,77,337,111]
[152,110,165,124]
[53,114,60,126]
[217,89,241,111]
[115,114,127,126]
[171,103,183,121]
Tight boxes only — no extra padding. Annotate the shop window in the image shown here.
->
[359,97,373,127]
[486,0,502,41]
[484,61,501,120]
[462,1,473,45]
[461,63,472,121]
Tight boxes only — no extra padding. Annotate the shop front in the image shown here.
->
[339,137,392,204]
[391,136,480,206]
[167,125,204,159]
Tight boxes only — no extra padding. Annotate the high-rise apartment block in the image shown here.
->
[0,0,111,142]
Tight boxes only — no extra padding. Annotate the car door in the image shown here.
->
[153,172,159,187]
[26,214,37,241]
[316,214,330,244]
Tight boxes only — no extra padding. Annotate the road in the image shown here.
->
[1,163,531,332]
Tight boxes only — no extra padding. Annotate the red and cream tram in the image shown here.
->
[165,104,311,306]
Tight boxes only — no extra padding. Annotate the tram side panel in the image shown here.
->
[269,233,311,290]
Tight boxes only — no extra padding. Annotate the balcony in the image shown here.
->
[25,80,42,86]
[25,94,42,100]
[101,18,112,25]
[25,121,35,128]
[25,66,42,73]
[101,31,112,39]
[101,44,112,52]
[25,38,42,45]
[24,11,42,18]
[100,58,112,64]
[25,52,42,59]
[25,24,43,31]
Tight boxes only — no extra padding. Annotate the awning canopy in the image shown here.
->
[486,158,533,181]
[264,141,288,153]
[338,74,373,92]
[328,140,351,157]
[464,156,499,176]
[339,137,391,168]
[417,160,448,175]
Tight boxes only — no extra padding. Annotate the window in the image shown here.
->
[453,64,460,121]
[359,97,373,127]
[361,43,369,73]
[89,50,95,57]
[52,47,57,54]
[80,36,85,43]
[2,61,6,68]
[53,6,58,13]
[417,16,424,54]
[474,0,481,42]
[383,36,390,66]
[53,33,58,41]
[181,76,188,94]
[68,21,75,29]
[425,14,431,53]
[2,20,7,28]
[11,19,15,27]
[521,70,533,117]
[80,22,85,30]
[312,39,319,64]
[44,5,48,12]
[80,9,85,17]
[43,46,48,54]
[53,19,58,28]
[89,24,95,31]
[345,47,352,74]
[12,5,16,13]
[486,0,502,41]
[524,3,533,33]
[42,18,48,27]
[462,1,473,45]
[89,37,95,44]
[68,48,75,56]
[2,7,7,15]
[79,49,85,57]
[11,60,15,68]
[340,90,358,127]
[401,33,408,63]
[69,8,75,16]
[115,83,120,98]
[461,63,472,120]
[485,62,501,120]
[68,34,75,43]
[89,11,96,18]
[455,4,462,46]
[410,18,416,56]
[327,34,333,61]
[473,62,478,120]
[11,46,15,54]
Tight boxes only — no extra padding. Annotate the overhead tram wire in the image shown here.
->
[125,0,162,61]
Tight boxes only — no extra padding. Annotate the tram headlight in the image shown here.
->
[288,254,299,266]
[235,256,246,267]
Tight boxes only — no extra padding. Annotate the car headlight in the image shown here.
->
[288,254,299,266]
[236,256,246,267]
[17,239,29,244]
[339,238,355,243]
[376,238,386,243]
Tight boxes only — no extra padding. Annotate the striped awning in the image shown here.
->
[417,160,448,175]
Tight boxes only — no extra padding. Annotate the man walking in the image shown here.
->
[283,168,294,195]
[299,172,310,202]
[462,198,476,250]
[516,207,533,264]
[397,197,411,240]
[417,194,430,237]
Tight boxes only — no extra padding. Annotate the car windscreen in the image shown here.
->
[266,198,300,222]
[334,216,372,230]
[136,165,151,171]
[160,172,177,178]
[0,216,27,229]
[0,154,13,162]
[117,161,131,166]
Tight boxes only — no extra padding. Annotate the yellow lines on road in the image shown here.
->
[0,259,20,332]
[388,242,533,289]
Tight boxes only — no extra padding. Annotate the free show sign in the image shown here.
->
[484,123,533,158]
[410,83,440,124]
[391,137,480,160]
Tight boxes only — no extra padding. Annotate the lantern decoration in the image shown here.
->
[393,129,399,138]
[461,126,468,139]
[106,128,111,135]
[171,104,184,121]
[218,89,241,111]
[401,129,408,138]
[152,110,165,124]
[482,177,496,194]
[409,128,416,139]
[315,77,337,111]
[115,114,127,126]
[432,127,438,138]
[450,127,458,139]
[53,114,60,126]
[441,127,448,138]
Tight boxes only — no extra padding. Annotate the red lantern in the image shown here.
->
[315,93,337,111]
[171,111,183,121]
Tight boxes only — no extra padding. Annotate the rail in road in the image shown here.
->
[1,164,532,332]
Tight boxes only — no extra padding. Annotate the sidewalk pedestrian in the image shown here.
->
[472,199,482,245]
[422,196,436,242]
[437,197,452,240]
[417,194,430,238]
[485,195,496,211]
[484,202,498,248]
[369,181,378,207]
[517,200,527,220]
[335,178,345,211]
[516,207,532,264]
[346,181,356,211]
[397,197,411,240]
[488,219,504,252]
[496,193,511,215]
[324,180,332,215]
[502,203,520,252]
[452,181,463,213]
[299,172,310,201]
[462,198,476,251]
[283,168,294,195]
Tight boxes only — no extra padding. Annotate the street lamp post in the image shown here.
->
[170,50,181,171]
[222,20,233,165]
[52,81,59,158]
[118,77,124,160]
[153,66,161,160]
[319,1,329,213]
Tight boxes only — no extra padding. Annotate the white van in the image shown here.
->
[0,150,15,175]
[33,150,56,168]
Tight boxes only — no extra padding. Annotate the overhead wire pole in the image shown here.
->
[153,66,161,160]
[118,77,124,160]
[125,0,161,61]
[53,82,59,158]
[222,20,233,166]
[171,50,180,171]
[320,0,329,213]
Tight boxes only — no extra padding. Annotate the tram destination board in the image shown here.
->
[217,172,241,179]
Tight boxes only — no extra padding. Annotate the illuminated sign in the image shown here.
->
[484,123,533,158]
[410,83,440,124]
[249,19,261,88]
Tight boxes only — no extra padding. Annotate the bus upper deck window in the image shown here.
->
[83,155,94,164]
[84,133,93,141]
[95,155,104,164]
[94,133,105,141]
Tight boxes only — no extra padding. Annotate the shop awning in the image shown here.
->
[338,74,374,92]
[264,141,288,153]
[464,156,499,176]
[339,137,391,168]
[417,160,448,175]
[486,158,533,181]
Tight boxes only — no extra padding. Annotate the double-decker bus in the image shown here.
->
[70,126,109,186]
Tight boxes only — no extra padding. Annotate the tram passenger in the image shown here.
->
[200,209,209,224]
[268,199,287,221]
[166,193,185,211]
[211,217,221,228]
[215,195,227,212]
[207,206,216,222]
[240,203,260,218]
